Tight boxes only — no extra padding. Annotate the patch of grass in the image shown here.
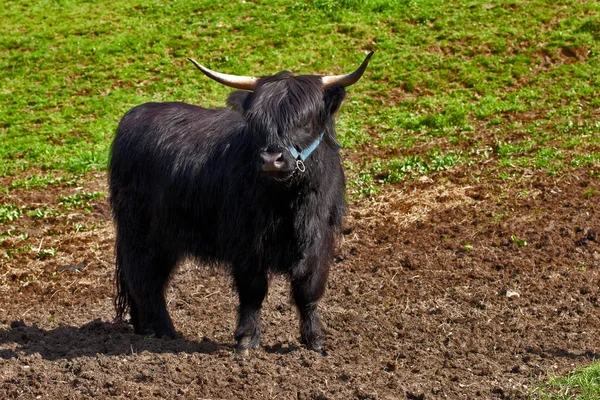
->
[534,362,600,399]
[534,147,564,174]
[1,0,598,187]
[572,153,600,168]
[360,149,463,187]
[58,192,106,211]
[7,174,80,191]
[0,204,23,225]
[27,206,63,219]
[0,228,29,242]
[37,247,57,260]
[4,245,33,260]
[347,164,380,198]
[496,140,534,158]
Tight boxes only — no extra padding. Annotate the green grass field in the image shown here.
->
[1,0,599,395]
[2,0,598,184]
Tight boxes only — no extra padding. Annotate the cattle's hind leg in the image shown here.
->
[233,268,268,354]
[116,240,179,339]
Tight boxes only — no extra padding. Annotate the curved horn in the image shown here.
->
[321,51,374,88]
[188,58,259,91]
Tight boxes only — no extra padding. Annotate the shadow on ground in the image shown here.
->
[0,319,227,361]
[526,346,600,361]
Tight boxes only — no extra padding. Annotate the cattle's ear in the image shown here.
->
[323,85,346,116]
[226,90,252,113]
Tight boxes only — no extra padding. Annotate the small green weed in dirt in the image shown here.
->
[7,174,80,191]
[572,153,600,168]
[511,235,527,247]
[363,149,463,187]
[0,204,23,225]
[348,167,380,198]
[27,206,62,219]
[70,221,102,233]
[37,247,57,260]
[59,192,106,211]
[533,362,600,399]
[575,262,587,272]
[535,148,564,173]
[0,228,28,241]
[583,189,598,199]
[72,223,87,233]
[4,244,32,260]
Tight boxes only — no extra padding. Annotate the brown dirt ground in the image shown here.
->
[0,167,599,399]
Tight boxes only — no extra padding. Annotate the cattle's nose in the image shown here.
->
[260,151,285,172]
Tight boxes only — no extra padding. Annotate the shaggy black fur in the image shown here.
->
[109,71,348,352]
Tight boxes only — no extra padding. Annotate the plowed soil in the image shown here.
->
[1,167,599,399]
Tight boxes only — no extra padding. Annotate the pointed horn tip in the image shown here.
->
[187,58,203,69]
[321,51,375,88]
[363,51,375,64]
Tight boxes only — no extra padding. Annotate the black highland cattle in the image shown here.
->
[108,52,373,353]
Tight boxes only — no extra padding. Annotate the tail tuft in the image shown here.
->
[113,251,131,323]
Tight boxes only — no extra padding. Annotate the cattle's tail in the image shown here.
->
[114,248,131,323]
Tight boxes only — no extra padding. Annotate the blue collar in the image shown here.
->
[287,131,341,162]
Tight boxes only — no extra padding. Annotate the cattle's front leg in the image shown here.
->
[291,263,329,353]
[233,270,268,354]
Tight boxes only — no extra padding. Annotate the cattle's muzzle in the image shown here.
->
[259,146,295,178]
[260,150,285,172]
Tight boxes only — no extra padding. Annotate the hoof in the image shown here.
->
[150,330,178,339]
[304,343,327,356]
[301,335,324,354]
[135,322,177,339]
[235,336,259,355]
[235,346,250,356]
